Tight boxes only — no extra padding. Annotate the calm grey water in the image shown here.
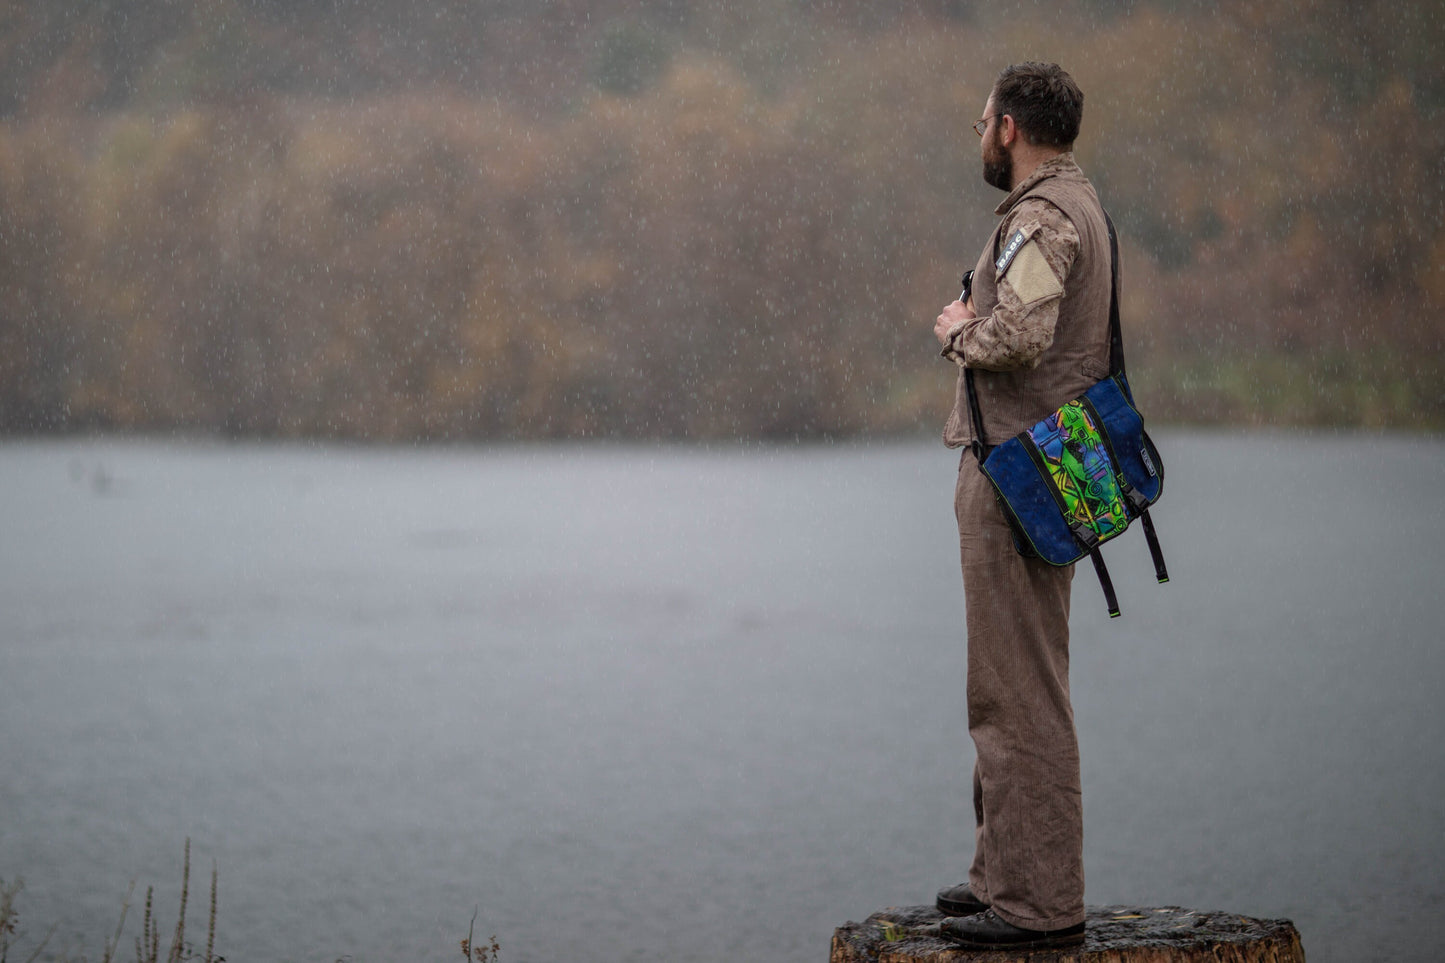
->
[1,434,1442,963]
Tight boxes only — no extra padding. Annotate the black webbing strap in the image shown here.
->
[1089,549,1121,619]
[1104,211,1127,382]
[1141,509,1169,583]
[964,369,989,464]
[961,225,1002,465]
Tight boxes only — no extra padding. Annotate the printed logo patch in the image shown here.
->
[995,229,1028,274]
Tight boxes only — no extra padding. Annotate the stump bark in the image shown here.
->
[831,905,1304,963]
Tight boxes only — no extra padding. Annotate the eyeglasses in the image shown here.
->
[973,115,1001,137]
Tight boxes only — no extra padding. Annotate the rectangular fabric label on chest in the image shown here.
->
[995,229,1028,274]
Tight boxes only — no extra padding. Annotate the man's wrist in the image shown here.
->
[942,318,965,355]
[940,319,969,363]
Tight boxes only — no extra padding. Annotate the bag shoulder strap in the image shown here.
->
[1103,210,1126,382]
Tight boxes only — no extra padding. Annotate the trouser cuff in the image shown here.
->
[989,903,1087,932]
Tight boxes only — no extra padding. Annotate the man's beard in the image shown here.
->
[982,139,1012,191]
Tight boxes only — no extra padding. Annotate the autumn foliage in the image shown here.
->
[0,0,1440,439]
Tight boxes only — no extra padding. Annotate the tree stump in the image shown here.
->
[831,905,1304,963]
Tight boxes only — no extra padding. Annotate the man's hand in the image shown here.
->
[934,298,976,348]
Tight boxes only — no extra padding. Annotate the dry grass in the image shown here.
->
[4,840,497,962]
[1,840,218,963]
[459,909,501,963]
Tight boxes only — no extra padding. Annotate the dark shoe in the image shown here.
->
[935,882,988,916]
[940,909,1085,949]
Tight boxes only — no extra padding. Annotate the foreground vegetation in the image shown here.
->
[1,841,219,963]
[0,0,1440,438]
[1,841,501,963]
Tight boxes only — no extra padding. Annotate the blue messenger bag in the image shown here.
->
[963,212,1168,617]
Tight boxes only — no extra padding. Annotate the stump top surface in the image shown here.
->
[831,904,1304,962]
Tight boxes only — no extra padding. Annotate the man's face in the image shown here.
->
[980,94,1012,192]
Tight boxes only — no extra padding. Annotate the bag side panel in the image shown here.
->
[1084,375,1163,506]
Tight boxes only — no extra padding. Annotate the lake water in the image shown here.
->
[1,434,1442,962]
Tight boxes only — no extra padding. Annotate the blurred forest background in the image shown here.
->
[0,0,1440,440]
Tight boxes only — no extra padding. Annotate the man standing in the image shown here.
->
[930,62,1111,950]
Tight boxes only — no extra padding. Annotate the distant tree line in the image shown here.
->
[0,0,1440,438]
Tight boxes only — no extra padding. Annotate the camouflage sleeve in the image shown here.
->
[942,198,1080,371]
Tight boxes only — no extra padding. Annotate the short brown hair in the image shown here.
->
[993,62,1083,149]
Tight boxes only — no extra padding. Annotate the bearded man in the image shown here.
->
[930,61,1113,951]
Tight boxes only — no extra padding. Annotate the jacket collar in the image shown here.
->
[994,152,1080,216]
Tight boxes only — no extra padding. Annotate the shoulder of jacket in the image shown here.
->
[1005,194,1078,236]
[996,198,1078,270]
[1020,172,1105,239]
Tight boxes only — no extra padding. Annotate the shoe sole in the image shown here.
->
[942,931,1086,950]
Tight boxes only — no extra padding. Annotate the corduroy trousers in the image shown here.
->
[954,450,1086,931]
